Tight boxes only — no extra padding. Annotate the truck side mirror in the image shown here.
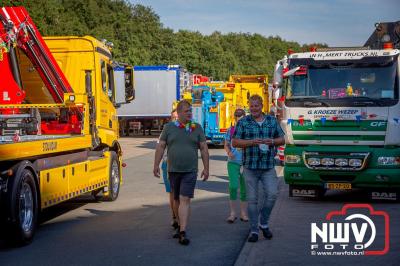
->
[274,87,282,99]
[124,67,135,103]
[113,64,134,107]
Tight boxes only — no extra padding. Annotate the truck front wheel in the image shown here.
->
[6,168,39,245]
[103,151,120,201]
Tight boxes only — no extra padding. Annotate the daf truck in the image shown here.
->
[275,21,400,200]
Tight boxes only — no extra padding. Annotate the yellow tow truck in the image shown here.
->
[0,7,134,244]
[228,74,269,113]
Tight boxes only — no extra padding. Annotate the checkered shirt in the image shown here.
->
[233,114,285,170]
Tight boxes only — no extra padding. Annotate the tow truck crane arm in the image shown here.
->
[0,7,82,136]
[0,6,75,104]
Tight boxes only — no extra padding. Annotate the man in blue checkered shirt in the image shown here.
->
[232,94,285,243]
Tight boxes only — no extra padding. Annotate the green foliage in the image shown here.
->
[1,0,327,80]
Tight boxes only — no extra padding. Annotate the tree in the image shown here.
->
[1,0,328,80]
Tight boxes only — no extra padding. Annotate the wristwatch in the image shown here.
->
[271,139,274,146]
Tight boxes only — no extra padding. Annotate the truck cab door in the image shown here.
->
[98,59,118,139]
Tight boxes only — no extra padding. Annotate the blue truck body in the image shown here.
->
[191,86,226,145]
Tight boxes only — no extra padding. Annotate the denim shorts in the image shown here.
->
[168,172,197,200]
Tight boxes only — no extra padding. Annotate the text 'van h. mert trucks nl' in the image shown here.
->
[0,7,134,245]
[274,21,400,200]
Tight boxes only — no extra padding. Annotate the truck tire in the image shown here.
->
[6,168,39,245]
[103,151,120,201]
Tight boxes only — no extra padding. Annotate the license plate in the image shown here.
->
[326,183,352,190]
[209,107,218,112]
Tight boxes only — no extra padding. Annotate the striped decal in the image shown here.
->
[290,119,387,145]
[42,180,108,208]
[293,140,384,145]
[292,135,385,141]
[292,131,386,136]
[290,120,388,131]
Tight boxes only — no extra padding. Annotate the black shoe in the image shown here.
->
[247,233,258,243]
[173,227,180,238]
[178,231,190,245]
[259,227,273,239]
[171,220,179,229]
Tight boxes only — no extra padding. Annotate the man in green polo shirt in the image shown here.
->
[153,100,209,245]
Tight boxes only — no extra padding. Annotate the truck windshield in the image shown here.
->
[285,56,399,107]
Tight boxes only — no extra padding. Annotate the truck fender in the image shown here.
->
[111,140,123,157]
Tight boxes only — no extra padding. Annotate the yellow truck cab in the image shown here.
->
[43,36,134,147]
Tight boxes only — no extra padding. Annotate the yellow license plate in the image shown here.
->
[326,183,352,190]
[209,107,218,112]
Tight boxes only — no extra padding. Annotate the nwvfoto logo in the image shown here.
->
[310,204,390,256]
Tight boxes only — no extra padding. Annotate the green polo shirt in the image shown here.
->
[160,122,206,172]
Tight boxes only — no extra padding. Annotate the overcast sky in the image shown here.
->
[130,0,399,46]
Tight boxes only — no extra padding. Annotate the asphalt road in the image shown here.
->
[0,137,250,266]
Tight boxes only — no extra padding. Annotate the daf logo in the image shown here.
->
[293,189,316,195]
[370,122,386,127]
[371,191,397,200]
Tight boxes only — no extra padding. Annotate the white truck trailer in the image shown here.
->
[117,65,190,135]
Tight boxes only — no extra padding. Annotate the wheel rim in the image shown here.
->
[111,161,120,195]
[19,182,34,232]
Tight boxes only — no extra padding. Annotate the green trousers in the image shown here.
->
[227,161,246,201]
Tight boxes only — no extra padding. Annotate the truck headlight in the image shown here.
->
[307,157,320,166]
[377,156,400,166]
[321,158,334,166]
[285,155,300,164]
[349,159,362,167]
[335,158,348,166]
